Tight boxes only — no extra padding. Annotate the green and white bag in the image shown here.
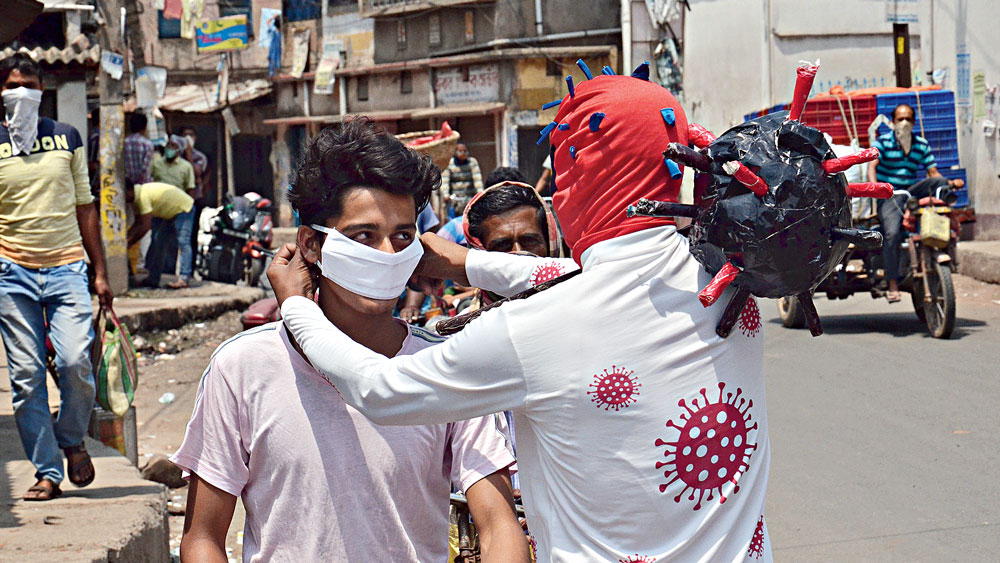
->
[92,307,139,417]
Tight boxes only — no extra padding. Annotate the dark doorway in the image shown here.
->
[231,134,274,200]
[517,126,547,191]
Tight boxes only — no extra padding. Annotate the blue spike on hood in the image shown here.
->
[631,61,650,80]
[537,121,557,145]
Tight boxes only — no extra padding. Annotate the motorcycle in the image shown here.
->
[197,192,274,287]
[778,188,958,339]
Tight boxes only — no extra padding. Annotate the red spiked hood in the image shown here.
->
[548,75,689,263]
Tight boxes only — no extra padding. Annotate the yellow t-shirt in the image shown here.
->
[0,118,92,268]
[134,182,194,219]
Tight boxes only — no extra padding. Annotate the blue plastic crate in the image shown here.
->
[877,90,955,115]
[952,188,969,208]
[938,168,969,208]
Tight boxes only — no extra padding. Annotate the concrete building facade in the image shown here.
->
[265,0,622,202]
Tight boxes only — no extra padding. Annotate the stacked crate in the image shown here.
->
[798,95,878,148]
[875,90,967,207]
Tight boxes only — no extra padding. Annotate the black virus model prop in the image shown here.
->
[627,62,893,337]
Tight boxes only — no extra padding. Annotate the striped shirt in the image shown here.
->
[872,131,937,189]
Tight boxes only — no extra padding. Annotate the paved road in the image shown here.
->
[763,274,1000,562]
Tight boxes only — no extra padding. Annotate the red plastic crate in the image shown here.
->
[799,95,877,147]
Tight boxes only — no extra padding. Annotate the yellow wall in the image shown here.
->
[514,52,617,125]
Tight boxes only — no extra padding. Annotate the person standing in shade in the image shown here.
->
[123,113,154,186]
[150,134,195,287]
[0,53,112,501]
[440,143,483,218]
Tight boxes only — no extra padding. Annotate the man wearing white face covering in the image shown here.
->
[867,103,965,303]
[171,119,527,562]
[0,53,113,501]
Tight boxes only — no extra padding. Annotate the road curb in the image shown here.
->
[114,288,266,334]
[957,245,1000,285]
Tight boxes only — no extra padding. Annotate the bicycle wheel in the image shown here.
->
[922,251,956,339]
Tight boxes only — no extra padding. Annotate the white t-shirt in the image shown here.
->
[282,226,771,562]
[170,322,515,562]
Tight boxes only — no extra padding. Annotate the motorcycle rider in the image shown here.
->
[867,104,965,303]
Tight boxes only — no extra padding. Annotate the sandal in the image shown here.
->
[167,277,189,289]
[64,444,95,488]
[24,479,62,501]
[886,290,901,303]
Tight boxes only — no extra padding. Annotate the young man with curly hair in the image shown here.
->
[172,119,527,562]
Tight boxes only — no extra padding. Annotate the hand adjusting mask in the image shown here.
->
[310,224,424,300]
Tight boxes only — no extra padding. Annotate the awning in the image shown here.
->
[126,78,272,113]
[2,0,43,44]
[0,44,100,65]
[262,101,506,126]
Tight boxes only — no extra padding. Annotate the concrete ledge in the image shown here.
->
[112,284,266,334]
[0,435,170,562]
[957,241,1000,285]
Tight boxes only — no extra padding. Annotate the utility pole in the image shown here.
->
[94,0,128,294]
[893,23,912,88]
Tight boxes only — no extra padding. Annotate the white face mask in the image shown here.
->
[2,87,42,156]
[311,224,423,300]
[894,119,913,151]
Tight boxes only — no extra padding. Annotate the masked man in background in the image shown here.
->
[0,53,112,501]
[868,103,965,302]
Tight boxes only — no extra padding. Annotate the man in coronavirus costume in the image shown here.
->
[269,65,772,562]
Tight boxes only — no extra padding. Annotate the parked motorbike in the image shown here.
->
[198,192,274,287]
[778,188,958,339]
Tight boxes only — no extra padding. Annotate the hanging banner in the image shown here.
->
[956,51,971,107]
[313,40,343,95]
[973,71,986,120]
[196,15,249,54]
[291,27,311,79]
[100,51,124,80]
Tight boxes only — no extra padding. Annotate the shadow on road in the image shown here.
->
[768,312,987,339]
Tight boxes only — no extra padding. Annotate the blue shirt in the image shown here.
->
[437,216,466,246]
[872,131,937,189]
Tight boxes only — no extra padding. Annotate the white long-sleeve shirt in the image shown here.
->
[282,226,771,562]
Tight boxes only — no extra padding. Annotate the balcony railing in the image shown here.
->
[359,0,492,18]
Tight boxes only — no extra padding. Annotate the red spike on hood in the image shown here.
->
[548,76,689,263]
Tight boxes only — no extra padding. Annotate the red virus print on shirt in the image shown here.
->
[587,365,640,411]
[747,515,765,559]
[619,555,656,563]
[739,297,762,338]
[529,261,566,286]
[655,382,758,510]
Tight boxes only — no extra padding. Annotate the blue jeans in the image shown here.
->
[145,208,195,285]
[0,258,96,484]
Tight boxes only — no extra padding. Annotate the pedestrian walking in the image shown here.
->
[0,53,113,501]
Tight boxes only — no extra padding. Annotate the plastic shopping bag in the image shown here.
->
[92,307,139,417]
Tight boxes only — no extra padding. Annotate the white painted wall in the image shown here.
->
[926,0,1000,233]
[681,0,1000,236]
[56,81,88,154]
